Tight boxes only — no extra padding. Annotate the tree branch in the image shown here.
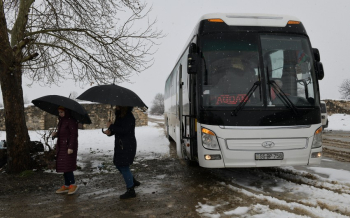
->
[13,37,34,53]
[10,0,35,46]
[21,52,39,63]
[4,0,163,86]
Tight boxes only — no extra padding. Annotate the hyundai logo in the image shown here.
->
[262,141,275,148]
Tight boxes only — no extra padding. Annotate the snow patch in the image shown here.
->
[307,167,350,184]
[327,114,350,131]
[223,206,249,215]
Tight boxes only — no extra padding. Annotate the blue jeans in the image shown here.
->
[63,171,75,186]
[116,165,134,189]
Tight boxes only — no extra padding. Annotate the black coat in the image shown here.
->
[108,109,137,166]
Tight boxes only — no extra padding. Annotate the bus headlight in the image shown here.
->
[311,126,322,148]
[201,128,220,150]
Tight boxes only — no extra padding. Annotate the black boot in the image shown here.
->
[120,187,136,199]
[133,177,141,187]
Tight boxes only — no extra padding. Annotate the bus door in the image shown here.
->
[182,42,198,161]
[179,65,190,159]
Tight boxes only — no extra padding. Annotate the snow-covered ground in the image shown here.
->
[28,119,169,174]
[0,114,350,217]
[327,113,350,131]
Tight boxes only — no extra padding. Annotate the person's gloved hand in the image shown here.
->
[103,129,111,136]
[51,132,57,138]
[68,149,73,154]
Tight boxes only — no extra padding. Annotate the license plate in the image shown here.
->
[255,152,284,160]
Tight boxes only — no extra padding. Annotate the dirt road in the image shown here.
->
[1,121,350,218]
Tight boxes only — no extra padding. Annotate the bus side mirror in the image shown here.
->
[313,48,320,62]
[313,48,324,80]
[187,53,199,74]
[316,62,324,80]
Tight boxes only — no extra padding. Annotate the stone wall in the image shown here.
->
[323,99,350,115]
[80,104,148,129]
[0,104,147,131]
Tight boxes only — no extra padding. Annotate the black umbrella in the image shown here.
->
[32,95,92,124]
[76,84,148,110]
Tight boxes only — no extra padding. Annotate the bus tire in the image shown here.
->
[182,144,198,167]
[186,158,199,167]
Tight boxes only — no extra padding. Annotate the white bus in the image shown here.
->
[164,13,324,168]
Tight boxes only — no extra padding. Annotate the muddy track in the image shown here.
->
[322,134,350,162]
[323,147,350,162]
[324,131,350,139]
[323,139,350,149]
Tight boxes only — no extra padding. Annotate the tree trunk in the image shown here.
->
[0,0,32,173]
[0,66,32,173]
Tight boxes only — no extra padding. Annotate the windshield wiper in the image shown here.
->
[231,81,261,116]
[269,80,298,115]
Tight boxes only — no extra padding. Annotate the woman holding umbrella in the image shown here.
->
[32,95,91,195]
[52,106,79,195]
[103,106,141,199]
[77,84,146,199]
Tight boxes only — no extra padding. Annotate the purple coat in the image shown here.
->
[56,110,78,172]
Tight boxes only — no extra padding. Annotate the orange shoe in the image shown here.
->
[68,184,79,195]
[56,185,69,194]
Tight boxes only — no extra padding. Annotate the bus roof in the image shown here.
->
[199,13,300,27]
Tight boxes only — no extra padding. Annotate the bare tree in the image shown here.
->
[0,0,163,173]
[339,79,350,100]
[150,93,164,115]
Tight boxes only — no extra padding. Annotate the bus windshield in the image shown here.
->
[261,35,317,107]
[200,33,318,108]
[201,32,262,107]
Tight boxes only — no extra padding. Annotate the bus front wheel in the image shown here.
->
[182,143,198,167]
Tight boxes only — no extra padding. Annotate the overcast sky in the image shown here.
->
[1,0,349,107]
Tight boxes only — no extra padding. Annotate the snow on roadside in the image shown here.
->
[76,121,169,157]
[327,114,350,131]
[76,120,169,173]
[307,167,350,184]
[196,202,221,218]
[196,202,311,217]
[223,204,308,218]
[0,120,170,174]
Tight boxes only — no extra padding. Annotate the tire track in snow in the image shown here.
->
[263,167,350,195]
[224,167,350,217]
[220,181,350,218]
